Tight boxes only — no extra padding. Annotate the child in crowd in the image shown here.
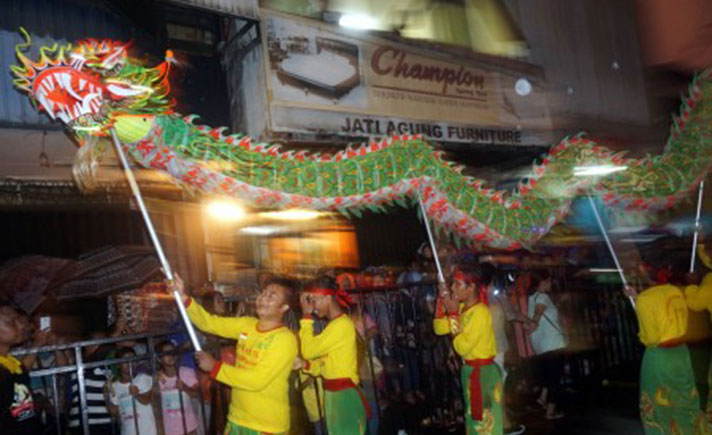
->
[157,340,200,435]
[107,348,157,435]
[0,304,42,434]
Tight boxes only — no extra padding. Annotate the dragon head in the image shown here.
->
[11,28,174,136]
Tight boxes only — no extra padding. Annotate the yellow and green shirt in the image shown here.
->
[433,299,465,336]
[433,301,497,360]
[299,314,359,383]
[186,299,297,433]
[452,303,498,360]
[635,284,688,347]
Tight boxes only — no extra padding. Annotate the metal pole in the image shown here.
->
[128,363,140,435]
[360,297,381,419]
[109,128,202,352]
[73,346,90,435]
[313,375,325,434]
[177,373,188,435]
[51,373,61,435]
[197,373,208,434]
[147,337,160,434]
[104,365,117,435]
[587,195,635,308]
[691,180,705,273]
[417,194,446,283]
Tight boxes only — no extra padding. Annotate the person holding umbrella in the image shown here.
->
[168,276,298,435]
[297,275,369,434]
[434,265,503,434]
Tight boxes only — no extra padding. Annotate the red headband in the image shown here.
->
[305,287,353,308]
[453,271,473,284]
[452,271,488,305]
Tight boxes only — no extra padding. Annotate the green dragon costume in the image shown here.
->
[11,30,712,250]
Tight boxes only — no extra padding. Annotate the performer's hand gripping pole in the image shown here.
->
[417,193,446,284]
[690,180,705,273]
[587,195,635,309]
[110,128,202,351]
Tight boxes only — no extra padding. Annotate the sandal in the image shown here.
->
[546,411,565,420]
[504,424,526,435]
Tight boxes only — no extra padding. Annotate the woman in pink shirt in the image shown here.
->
[157,341,200,435]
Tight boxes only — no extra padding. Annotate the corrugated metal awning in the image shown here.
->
[160,0,259,20]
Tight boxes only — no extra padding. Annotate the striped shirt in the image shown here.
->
[68,367,113,428]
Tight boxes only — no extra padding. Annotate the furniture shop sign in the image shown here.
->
[261,10,551,145]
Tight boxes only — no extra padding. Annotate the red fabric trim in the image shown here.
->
[303,360,311,371]
[464,358,494,421]
[304,287,353,307]
[184,297,192,308]
[323,378,372,419]
[659,340,683,348]
[435,298,446,318]
[453,271,473,284]
[209,361,223,379]
[305,287,336,296]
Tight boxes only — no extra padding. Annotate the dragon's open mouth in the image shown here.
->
[33,67,104,125]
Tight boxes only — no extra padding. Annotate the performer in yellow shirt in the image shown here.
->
[434,266,502,435]
[685,243,712,420]
[299,275,369,435]
[630,273,710,434]
[169,276,298,435]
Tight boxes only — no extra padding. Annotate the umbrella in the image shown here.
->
[0,256,73,313]
[50,246,162,300]
[0,246,162,313]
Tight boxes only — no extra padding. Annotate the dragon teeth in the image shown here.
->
[79,79,87,90]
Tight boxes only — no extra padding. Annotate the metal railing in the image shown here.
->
[11,331,209,435]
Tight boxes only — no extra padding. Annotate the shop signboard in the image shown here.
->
[261,10,552,145]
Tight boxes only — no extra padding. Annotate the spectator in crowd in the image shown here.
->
[157,340,200,435]
[298,275,369,434]
[107,347,156,435]
[14,313,69,428]
[351,299,382,434]
[67,331,115,434]
[0,304,43,434]
[170,275,298,435]
[489,282,525,435]
[518,271,567,420]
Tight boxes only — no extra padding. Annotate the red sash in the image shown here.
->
[323,378,372,419]
[464,358,495,421]
[659,339,683,348]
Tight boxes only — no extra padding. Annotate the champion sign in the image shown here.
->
[370,46,487,97]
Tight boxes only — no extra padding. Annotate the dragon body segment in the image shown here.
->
[11,31,712,250]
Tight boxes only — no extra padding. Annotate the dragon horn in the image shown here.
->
[10,27,35,91]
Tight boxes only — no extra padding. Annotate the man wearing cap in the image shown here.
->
[298,275,369,434]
